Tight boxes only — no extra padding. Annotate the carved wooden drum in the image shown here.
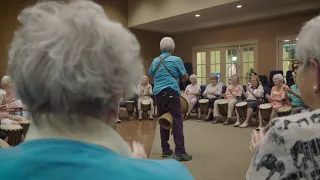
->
[0,124,23,146]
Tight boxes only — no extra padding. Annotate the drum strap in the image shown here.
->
[154,54,177,82]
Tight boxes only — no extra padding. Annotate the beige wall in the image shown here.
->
[0,0,166,77]
[173,12,318,77]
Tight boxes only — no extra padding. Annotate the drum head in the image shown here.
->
[126,101,135,103]
[199,99,209,103]
[278,105,292,112]
[217,99,229,104]
[0,124,23,131]
[259,103,272,109]
[236,102,247,107]
[141,99,151,105]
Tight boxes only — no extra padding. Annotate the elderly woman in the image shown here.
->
[149,37,192,161]
[184,74,200,119]
[202,74,223,121]
[213,74,243,125]
[236,75,264,128]
[0,1,193,180]
[284,71,307,114]
[257,73,288,130]
[137,75,153,120]
[246,14,320,179]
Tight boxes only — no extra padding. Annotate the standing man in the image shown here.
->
[149,37,192,161]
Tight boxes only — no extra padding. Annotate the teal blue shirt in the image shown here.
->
[0,139,194,180]
[148,52,187,95]
[288,84,306,107]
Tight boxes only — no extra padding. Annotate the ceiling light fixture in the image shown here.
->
[195,14,200,17]
[237,5,242,8]
[284,40,290,42]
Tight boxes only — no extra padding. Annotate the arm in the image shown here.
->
[202,85,209,96]
[176,58,188,82]
[213,85,222,97]
[148,60,155,78]
[249,86,264,99]
[148,85,153,96]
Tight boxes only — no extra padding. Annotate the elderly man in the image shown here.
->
[0,1,193,180]
[149,37,192,161]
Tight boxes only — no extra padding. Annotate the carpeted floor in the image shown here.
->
[150,119,254,180]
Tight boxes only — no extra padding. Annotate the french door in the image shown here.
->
[194,44,258,85]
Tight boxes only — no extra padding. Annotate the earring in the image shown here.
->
[314,85,318,93]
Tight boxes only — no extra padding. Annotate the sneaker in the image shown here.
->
[173,153,192,161]
[197,119,203,122]
[116,119,121,123]
[233,121,240,127]
[162,149,173,158]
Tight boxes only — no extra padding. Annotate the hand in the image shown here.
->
[250,130,265,153]
[266,94,272,102]
[0,105,5,110]
[129,141,147,159]
[283,86,289,93]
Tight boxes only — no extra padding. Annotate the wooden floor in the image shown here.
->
[115,119,157,158]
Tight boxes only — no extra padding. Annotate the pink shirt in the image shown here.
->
[225,85,243,99]
[185,84,200,99]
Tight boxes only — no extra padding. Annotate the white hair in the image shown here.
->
[8,1,143,117]
[139,75,149,84]
[160,37,175,53]
[1,76,12,87]
[297,15,320,66]
[189,74,197,81]
[273,74,284,82]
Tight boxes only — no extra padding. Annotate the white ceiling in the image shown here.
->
[130,0,320,34]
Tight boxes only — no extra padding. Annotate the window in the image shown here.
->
[242,47,254,84]
[225,49,238,84]
[281,42,296,78]
[196,52,206,85]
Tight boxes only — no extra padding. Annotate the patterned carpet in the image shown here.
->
[150,119,254,180]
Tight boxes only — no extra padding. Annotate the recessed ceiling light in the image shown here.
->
[195,14,200,17]
[295,38,299,41]
[237,5,242,8]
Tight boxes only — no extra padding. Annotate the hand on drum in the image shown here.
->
[128,141,147,159]
[250,130,265,153]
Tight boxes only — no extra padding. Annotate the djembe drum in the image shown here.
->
[141,99,151,119]
[217,99,229,118]
[277,105,293,117]
[259,103,273,121]
[19,118,31,136]
[126,101,136,120]
[0,124,23,146]
[180,93,190,117]
[158,93,190,129]
[235,101,248,120]
[198,99,209,120]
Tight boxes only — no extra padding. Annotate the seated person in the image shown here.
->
[235,75,264,128]
[213,74,242,125]
[184,74,200,119]
[258,74,288,131]
[284,71,307,114]
[137,75,154,120]
[201,74,223,121]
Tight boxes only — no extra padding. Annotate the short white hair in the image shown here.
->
[273,74,284,82]
[8,1,143,117]
[1,75,12,87]
[160,37,175,53]
[297,15,320,66]
[189,74,197,81]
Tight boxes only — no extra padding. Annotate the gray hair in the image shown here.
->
[8,1,143,117]
[160,37,175,53]
[297,15,320,67]
[1,75,12,87]
[189,74,197,81]
[273,74,284,82]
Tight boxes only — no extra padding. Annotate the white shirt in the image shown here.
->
[246,108,320,180]
[246,85,264,100]
[203,82,223,99]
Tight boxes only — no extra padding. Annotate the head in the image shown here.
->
[295,15,320,110]
[231,74,239,85]
[251,75,260,87]
[8,1,143,124]
[250,72,258,77]
[272,74,284,86]
[209,74,219,85]
[140,75,149,85]
[160,37,175,53]
[292,71,297,84]
[1,75,13,90]
[189,74,197,84]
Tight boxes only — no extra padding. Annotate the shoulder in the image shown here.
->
[124,159,193,179]
[186,84,191,88]
[290,84,297,89]
[258,85,264,90]
[170,55,182,61]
